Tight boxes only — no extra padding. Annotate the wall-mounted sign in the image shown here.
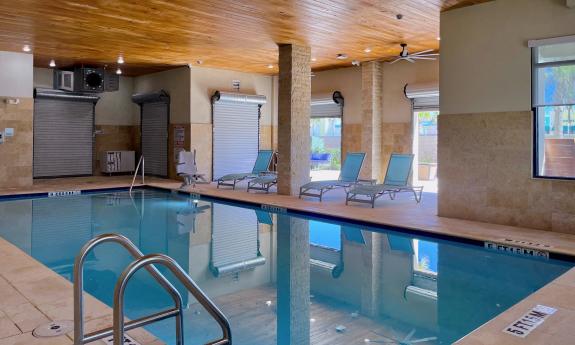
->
[174,125,186,161]
[503,304,557,338]
[484,241,549,259]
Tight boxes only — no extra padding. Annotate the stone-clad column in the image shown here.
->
[361,61,383,181]
[277,44,311,195]
[276,214,310,345]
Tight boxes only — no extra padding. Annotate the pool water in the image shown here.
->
[0,189,571,345]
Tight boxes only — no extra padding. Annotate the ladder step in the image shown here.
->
[83,307,180,343]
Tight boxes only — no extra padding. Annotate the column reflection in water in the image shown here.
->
[276,214,310,345]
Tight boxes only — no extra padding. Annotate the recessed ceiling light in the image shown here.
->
[336,53,348,60]
[116,68,122,75]
[352,60,360,66]
[396,13,403,20]
[22,44,31,52]
[267,64,274,69]
[49,59,56,68]
[437,36,441,41]
[364,47,372,53]
[311,57,317,62]
[117,56,125,64]
[196,59,203,65]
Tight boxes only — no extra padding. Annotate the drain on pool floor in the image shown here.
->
[32,320,74,337]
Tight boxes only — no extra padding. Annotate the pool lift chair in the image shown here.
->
[73,233,231,345]
[176,149,208,189]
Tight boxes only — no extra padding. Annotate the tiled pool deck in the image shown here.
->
[1,175,574,344]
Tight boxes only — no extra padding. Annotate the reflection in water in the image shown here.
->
[0,190,572,345]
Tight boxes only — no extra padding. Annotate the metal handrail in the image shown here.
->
[114,254,232,345]
[73,234,184,345]
[130,155,145,194]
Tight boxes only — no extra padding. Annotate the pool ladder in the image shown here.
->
[73,233,232,345]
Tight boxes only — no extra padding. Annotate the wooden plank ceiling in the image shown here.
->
[0,0,490,76]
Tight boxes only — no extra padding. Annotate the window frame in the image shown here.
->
[531,45,575,181]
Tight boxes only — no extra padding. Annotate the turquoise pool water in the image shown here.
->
[0,188,571,345]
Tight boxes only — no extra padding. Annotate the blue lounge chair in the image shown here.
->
[216,150,274,189]
[345,153,423,208]
[247,172,277,193]
[299,152,366,201]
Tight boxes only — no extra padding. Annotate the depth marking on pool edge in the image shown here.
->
[484,241,550,259]
[48,190,81,197]
[261,204,287,214]
[503,305,557,338]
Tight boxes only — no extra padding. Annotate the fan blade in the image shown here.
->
[414,53,440,57]
[405,58,415,63]
[412,49,434,56]
[411,56,437,60]
[388,58,402,64]
[409,337,438,343]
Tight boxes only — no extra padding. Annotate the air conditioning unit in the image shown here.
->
[53,66,119,93]
[55,70,74,91]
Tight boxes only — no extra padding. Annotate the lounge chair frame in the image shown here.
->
[247,173,277,193]
[216,150,275,189]
[345,185,424,208]
[345,153,423,208]
[299,152,367,201]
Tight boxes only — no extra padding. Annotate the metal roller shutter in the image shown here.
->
[33,96,96,178]
[311,91,344,118]
[404,82,439,111]
[311,103,342,118]
[212,92,266,180]
[210,203,265,276]
[141,102,169,177]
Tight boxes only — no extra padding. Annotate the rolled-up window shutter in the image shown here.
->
[311,91,344,118]
[405,82,439,111]
[33,89,98,177]
[210,203,265,277]
[212,91,266,180]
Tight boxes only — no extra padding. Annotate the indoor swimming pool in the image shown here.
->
[0,188,572,345]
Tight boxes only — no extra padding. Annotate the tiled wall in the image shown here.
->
[438,111,575,233]
[93,125,139,175]
[380,123,412,181]
[0,98,33,188]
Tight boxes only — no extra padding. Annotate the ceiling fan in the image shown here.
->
[388,43,439,64]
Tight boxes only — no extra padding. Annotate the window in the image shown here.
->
[532,40,575,179]
[310,93,343,181]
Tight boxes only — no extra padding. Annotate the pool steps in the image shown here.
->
[73,233,231,345]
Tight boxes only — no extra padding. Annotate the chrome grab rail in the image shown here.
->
[130,155,145,194]
[114,254,232,345]
[73,234,184,345]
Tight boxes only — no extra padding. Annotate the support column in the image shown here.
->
[276,214,310,345]
[360,232,382,317]
[361,61,383,181]
[277,44,311,195]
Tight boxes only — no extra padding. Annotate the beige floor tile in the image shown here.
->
[0,311,21,339]
[3,303,49,333]
[0,332,72,345]
[0,281,28,310]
